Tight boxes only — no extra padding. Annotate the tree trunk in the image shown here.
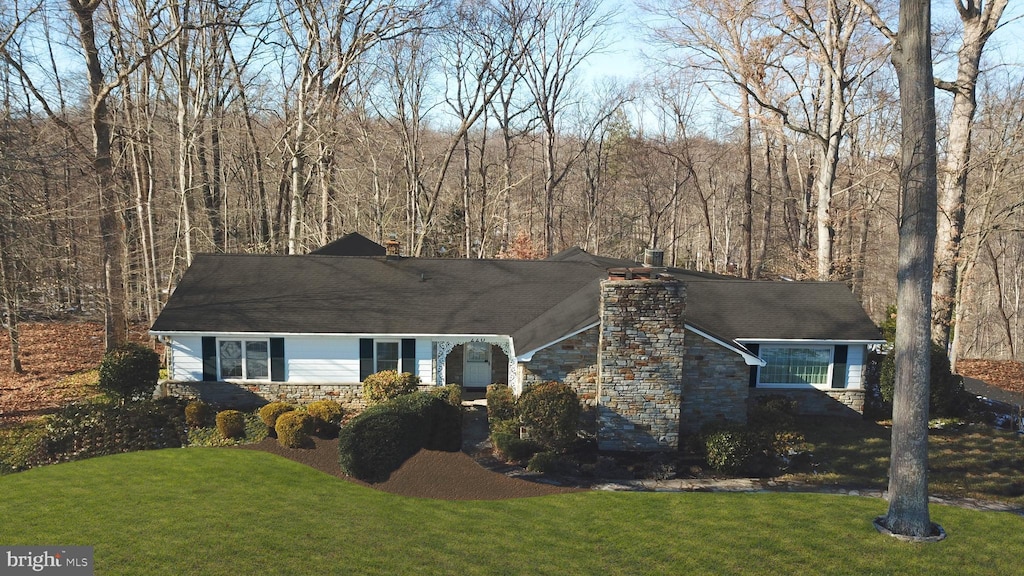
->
[70,0,128,351]
[741,94,753,279]
[885,0,938,538]
[931,0,1008,351]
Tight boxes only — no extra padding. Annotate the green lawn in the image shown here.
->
[1,448,1021,575]
[787,417,1024,504]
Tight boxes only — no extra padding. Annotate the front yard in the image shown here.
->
[1,448,1022,576]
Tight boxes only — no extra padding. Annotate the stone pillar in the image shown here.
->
[597,269,686,451]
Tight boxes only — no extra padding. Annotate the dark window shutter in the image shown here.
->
[401,338,416,376]
[831,345,848,389]
[747,343,760,388]
[359,338,374,381]
[270,338,285,381]
[202,337,218,381]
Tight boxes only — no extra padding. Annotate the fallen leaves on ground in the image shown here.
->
[957,358,1024,395]
[0,322,152,425]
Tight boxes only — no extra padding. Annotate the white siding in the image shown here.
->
[416,338,436,384]
[846,344,866,389]
[286,336,361,383]
[169,336,204,381]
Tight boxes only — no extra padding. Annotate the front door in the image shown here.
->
[463,342,491,389]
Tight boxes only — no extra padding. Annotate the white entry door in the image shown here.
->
[463,342,492,388]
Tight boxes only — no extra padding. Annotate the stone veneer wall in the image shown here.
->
[597,277,686,451]
[680,331,750,433]
[159,381,367,412]
[749,387,865,416]
[520,327,599,407]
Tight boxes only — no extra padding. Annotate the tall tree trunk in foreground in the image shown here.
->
[885,0,938,538]
[70,0,129,350]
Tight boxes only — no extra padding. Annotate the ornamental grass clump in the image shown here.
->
[362,370,420,406]
[216,410,246,440]
[275,411,314,448]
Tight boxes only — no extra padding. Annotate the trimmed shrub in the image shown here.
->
[185,400,211,428]
[879,343,968,418]
[338,391,462,482]
[216,410,246,439]
[306,400,344,437]
[526,451,559,474]
[517,381,580,451]
[490,418,541,463]
[486,384,515,421]
[363,370,420,406]
[430,384,463,407]
[748,394,798,431]
[276,411,314,448]
[702,423,758,476]
[98,342,160,402]
[258,401,295,431]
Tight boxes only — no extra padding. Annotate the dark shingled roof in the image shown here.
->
[151,255,606,354]
[152,250,881,356]
[309,232,386,256]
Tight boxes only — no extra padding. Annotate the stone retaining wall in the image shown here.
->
[158,381,366,412]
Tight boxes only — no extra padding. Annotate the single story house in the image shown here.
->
[151,235,883,451]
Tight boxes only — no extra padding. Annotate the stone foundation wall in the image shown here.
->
[158,381,366,412]
[681,332,750,433]
[597,277,686,451]
[749,387,865,416]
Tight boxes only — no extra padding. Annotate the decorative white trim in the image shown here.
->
[515,321,601,361]
[432,336,517,391]
[686,325,765,366]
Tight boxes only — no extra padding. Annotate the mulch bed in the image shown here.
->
[235,437,578,500]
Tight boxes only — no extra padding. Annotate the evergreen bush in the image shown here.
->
[275,411,314,448]
[216,410,246,439]
[879,343,968,418]
[485,384,515,421]
[185,400,211,428]
[258,401,295,432]
[338,391,461,482]
[306,400,344,437]
[429,384,463,407]
[40,398,187,463]
[489,418,540,463]
[97,342,160,403]
[362,370,420,406]
[517,381,580,451]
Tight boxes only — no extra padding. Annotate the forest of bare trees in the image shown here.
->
[0,0,1020,367]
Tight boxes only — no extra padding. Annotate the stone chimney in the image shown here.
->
[597,271,685,451]
[385,239,401,259]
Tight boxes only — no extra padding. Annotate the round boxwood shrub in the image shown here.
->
[276,411,314,448]
[485,384,515,421]
[363,370,420,406]
[184,400,211,428]
[258,401,295,433]
[98,342,160,403]
[216,410,246,439]
[517,381,580,451]
[306,400,344,437]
